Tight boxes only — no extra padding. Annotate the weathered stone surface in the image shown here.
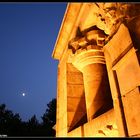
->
[67,71,83,84]
[116,49,140,96]
[56,113,67,132]
[71,45,112,122]
[127,16,140,50]
[67,62,87,131]
[68,109,118,137]
[82,64,112,121]
[104,23,140,137]
[67,97,86,112]
[68,126,83,137]
[104,24,132,66]
[67,112,85,128]
[67,85,84,98]
[122,87,140,136]
[83,109,118,137]
[55,50,69,136]
[113,98,128,136]
[56,127,68,137]
[52,3,140,137]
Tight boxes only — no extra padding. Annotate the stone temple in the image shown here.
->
[52,3,140,137]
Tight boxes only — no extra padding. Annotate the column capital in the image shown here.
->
[72,46,105,72]
[68,26,107,54]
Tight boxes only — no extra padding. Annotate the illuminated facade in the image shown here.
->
[52,3,140,137]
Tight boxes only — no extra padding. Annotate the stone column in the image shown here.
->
[72,45,112,121]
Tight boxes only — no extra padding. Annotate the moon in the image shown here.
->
[22,93,26,97]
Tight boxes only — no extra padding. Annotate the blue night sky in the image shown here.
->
[0,2,67,122]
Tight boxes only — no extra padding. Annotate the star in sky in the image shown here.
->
[22,93,26,97]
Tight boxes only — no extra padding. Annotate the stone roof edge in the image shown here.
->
[52,3,84,60]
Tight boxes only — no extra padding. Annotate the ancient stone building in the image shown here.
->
[52,3,140,137]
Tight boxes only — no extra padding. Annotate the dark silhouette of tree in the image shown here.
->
[0,98,56,137]
[24,114,40,136]
[28,115,39,127]
[41,98,56,136]
[42,98,56,126]
[0,104,22,136]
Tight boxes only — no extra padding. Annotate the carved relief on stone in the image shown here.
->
[68,3,140,62]
[68,26,107,54]
[95,3,140,41]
